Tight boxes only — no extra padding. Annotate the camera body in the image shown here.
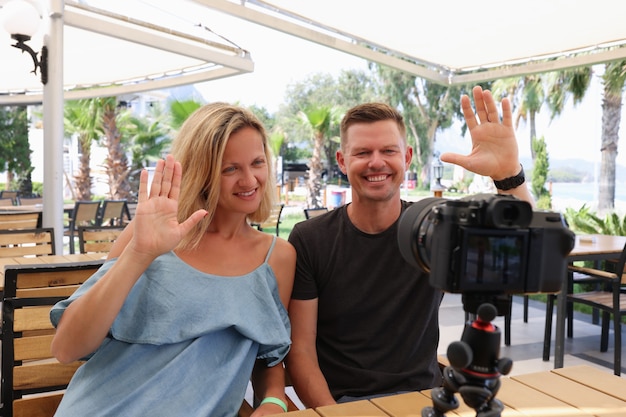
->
[398,193,575,295]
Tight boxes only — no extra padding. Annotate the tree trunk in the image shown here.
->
[306,132,324,208]
[75,136,92,201]
[529,110,537,160]
[102,107,131,200]
[598,88,622,212]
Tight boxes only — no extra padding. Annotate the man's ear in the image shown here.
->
[405,146,413,170]
[336,149,347,174]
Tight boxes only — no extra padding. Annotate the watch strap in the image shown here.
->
[493,165,525,190]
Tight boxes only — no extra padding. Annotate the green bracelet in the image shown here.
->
[260,396,288,412]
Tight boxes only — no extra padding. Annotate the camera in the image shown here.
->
[398,193,575,298]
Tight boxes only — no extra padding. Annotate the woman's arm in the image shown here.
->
[51,156,207,363]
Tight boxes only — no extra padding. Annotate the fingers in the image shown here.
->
[169,160,183,201]
[149,158,166,198]
[150,155,178,198]
[137,169,149,203]
[472,86,489,123]
[483,90,500,123]
[178,209,208,236]
[500,97,513,127]
[465,86,507,127]
[461,94,478,131]
[440,152,471,172]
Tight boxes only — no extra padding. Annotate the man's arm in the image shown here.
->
[286,298,336,407]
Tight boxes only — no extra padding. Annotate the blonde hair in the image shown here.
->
[171,102,276,249]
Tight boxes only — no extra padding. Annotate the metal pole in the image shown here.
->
[42,0,64,254]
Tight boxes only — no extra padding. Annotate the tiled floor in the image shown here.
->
[439,292,626,377]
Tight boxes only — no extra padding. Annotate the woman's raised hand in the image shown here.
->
[131,155,207,258]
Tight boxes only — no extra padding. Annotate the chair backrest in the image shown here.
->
[256,204,284,236]
[68,201,101,230]
[0,190,19,205]
[125,202,137,223]
[78,226,124,254]
[304,207,328,219]
[17,196,43,206]
[0,228,55,258]
[0,197,15,206]
[0,212,40,230]
[98,200,128,226]
[1,261,103,417]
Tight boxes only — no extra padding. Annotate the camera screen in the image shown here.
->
[459,228,528,292]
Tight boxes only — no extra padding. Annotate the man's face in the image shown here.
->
[337,120,412,203]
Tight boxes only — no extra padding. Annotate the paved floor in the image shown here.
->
[439,292,626,377]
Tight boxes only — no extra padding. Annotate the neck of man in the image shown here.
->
[347,196,403,234]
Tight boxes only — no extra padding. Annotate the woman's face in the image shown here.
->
[217,126,268,215]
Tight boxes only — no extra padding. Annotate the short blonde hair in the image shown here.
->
[171,102,276,249]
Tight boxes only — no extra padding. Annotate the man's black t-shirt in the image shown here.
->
[289,201,443,399]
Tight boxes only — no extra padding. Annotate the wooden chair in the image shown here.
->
[304,207,328,219]
[64,201,101,254]
[563,244,626,376]
[0,212,41,230]
[78,226,124,254]
[122,202,136,225]
[0,197,15,207]
[16,196,43,206]
[252,204,284,236]
[1,261,103,417]
[98,200,128,227]
[544,241,626,375]
[0,190,19,205]
[0,228,55,259]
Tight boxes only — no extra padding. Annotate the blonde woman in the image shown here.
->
[51,103,295,416]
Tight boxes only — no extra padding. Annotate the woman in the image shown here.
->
[50,103,295,416]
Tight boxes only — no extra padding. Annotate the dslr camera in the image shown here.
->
[398,193,575,311]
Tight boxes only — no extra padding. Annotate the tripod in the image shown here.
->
[422,302,513,417]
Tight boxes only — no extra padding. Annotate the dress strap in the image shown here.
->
[264,235,277,263]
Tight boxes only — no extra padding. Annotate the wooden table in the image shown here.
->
[0,203,75,213]
[553,234,626,369]
[272,365,626,417]
[0,253,106,280]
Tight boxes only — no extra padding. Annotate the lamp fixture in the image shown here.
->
[1,0,48,84]
[431,151,445,198]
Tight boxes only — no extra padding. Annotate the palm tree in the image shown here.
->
[268,127,285,191]
[169,99,202,131]
[597,61,626,212]
[125,106,172,197]
[100,98,133,200]
[64,99,104,200]
[298,105,337,208]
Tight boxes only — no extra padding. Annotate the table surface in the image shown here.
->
[569,234,626,259]
[0,253,105,277]
[554,233,626,369]
[0,203,76,215]
[272,365,626,417]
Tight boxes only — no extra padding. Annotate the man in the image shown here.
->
[286,86,533,406]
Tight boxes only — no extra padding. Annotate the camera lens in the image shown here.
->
[397,198,442,271]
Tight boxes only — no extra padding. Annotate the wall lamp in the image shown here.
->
[1,0,48,84]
